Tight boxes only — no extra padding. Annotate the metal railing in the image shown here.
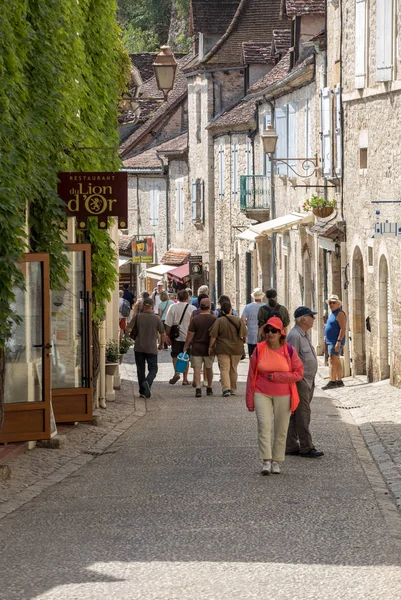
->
[240,175,269,210]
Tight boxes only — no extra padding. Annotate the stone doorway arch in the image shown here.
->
[351,246,366,374]
[378,255,390,379]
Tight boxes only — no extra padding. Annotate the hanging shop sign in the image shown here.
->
[58,172,128,229]
[189,255,203,276]
[132,236,154,263]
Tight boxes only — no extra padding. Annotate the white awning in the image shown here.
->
[237,212,313,240]
[119,257,131,268]
[146,264,172,277]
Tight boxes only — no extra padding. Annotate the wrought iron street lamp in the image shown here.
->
[261,124,319,178]
[152,46,178,101]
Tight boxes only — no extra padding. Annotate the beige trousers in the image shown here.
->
[254,392,291,462]
[217,354,242,392]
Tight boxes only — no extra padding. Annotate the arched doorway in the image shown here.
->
[352,246,366,374]
[378,255,390,379]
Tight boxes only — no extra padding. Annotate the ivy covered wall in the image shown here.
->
[0,0,130,345]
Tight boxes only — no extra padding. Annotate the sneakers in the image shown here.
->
[195,388,202,397]
[261,460,271,476]
[169,374,180,385]
[336,380,345,387]
[230,391,236,396]
[142,381,151,399]
[300,449,324,458]
[271,461,281,474]
[222,390,231,397]
[206,387,213,396]
[321,380,337,390]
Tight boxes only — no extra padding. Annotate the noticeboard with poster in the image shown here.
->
[132,236,154,263]
[189,255,203,277]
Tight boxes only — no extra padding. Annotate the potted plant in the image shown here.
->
[105,340,120,375]
[302,194,337,218]
[118,336,133,363]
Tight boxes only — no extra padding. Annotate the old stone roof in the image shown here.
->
[207,96,257,132]
[129,53,158,84]
[281,0,325,17]
[122,133,188,170]
[161,248,191,266]
[248,51,292,93]
[308,218,345,241]
[272,29,292,57]
[118,235,133,253]
[242,42,274,64]
[185,0,289,71]
[190,0,240,35]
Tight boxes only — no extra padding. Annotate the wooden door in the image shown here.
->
[1,254,52,443]
[51,244,92,422]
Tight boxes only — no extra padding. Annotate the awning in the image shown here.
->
[119,256,131,268]
[168,263,190,283]
[236,212,313,240]
[145,264,172,278]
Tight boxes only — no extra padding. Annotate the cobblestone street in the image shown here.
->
[1,350,401,599]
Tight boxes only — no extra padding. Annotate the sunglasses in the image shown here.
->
[328,301,337,305]
[264,327,280,334]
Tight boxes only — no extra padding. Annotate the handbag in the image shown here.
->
[224,316,246,359]
[169,303,189,340]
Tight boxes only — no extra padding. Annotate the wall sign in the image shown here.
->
[189,255,203,276]
[132,236,154,263]
[58,172,128,229]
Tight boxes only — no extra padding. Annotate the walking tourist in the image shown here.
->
[158,290,174,349]
[208,301,247,397]
[285,307,324,458]
[183,297,216,397]
[122,282,135,309]
[216,295,239,317]
[165,289,196,385]
[257,289,290,337]
[190,285,216,311]
[152,281,164,314]
[118,290,130,339]
[322,294,346,389]
[127,297,165,399]
[246,316,303,475]
[241,287,264,357]
[133,291,149,316]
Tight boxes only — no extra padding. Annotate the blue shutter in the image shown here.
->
[321,88,332,177]
[275,106,287,175]
[376,0,393,82]
[355,0,367,88]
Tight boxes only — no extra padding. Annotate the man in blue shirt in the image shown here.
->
[323,294,346,389]
[241,288,264,356]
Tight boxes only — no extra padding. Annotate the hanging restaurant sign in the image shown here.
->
[132,236,154,263]
[58,172,128,229]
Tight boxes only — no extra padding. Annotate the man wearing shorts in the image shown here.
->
[165,289,196,385]
[184,298,216,397]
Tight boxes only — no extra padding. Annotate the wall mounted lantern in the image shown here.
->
[261,124,319,178]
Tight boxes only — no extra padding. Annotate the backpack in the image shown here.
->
[120,298,131,318]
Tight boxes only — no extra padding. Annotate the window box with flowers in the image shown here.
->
[302,195,337,218]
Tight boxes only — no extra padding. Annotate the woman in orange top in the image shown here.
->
[246,316,304,475]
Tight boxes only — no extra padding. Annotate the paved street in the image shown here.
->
[1,351,401,599]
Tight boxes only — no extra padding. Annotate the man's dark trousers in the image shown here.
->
[286,379,315,453]
[135,351,158,395]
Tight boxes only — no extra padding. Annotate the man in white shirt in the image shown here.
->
[165,288,196,385]
[241,287,265,357]
[152,281,164,314]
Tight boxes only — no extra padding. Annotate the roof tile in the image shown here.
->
[161,248,191,266]
[190,0,240,35]
[243,42,274,64]
[284,0,325,16]
[123,133,188,169]
[248,51,291,93]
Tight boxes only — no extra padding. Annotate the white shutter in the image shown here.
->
[192,179,197,222]
[288,103,297,174]
[263,113,272,176]
[305,99,311,176]
[150,183,159,226]
[321,88,332,177]
[275,105,287,175]
[219,143,225,199]
[180,183,184,231]
[376,0,393,82]
[334,84,342,177]
[232,142,238,202]
[200,179,204,223]
[175,183,180,231]
[355,0,367,88]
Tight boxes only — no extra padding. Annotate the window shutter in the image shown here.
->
[334,84,342,177]
[305,99,311,176]
[180,183,184,231]
[275,106,287,175]
[150,183,159,226]
[288,103,297,174]
[219,143,225,199]
[232,142,238,202]
[176,183,180,231]
[355,0,367,88]
[200,179,204,223]
[321,88,332,177]
[376,0,393,82]
[192,179,198,222]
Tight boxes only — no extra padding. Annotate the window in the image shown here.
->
[355,0,367,88]
[176,181,184,231]
[219,142,225,199]
[320,87,332,177]
[376,0,394,82]
[360,148,368,169]
[274,104,297,176]
[232,140,238,202]
[191,179,204,223]
[150,182,159,226]
[334,85,342,177]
